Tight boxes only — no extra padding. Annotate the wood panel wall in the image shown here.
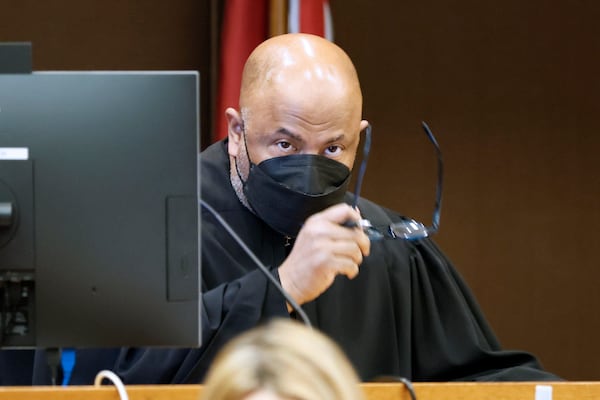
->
[1,0,598,381]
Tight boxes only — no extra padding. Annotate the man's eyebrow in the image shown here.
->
[273,128,304,142]
[324,134,345,144]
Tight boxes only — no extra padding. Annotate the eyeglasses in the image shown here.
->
[352,121,443,241]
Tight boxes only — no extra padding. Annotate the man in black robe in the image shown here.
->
[0,33,560,384]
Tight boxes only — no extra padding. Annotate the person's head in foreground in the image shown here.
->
[200,319,365,400]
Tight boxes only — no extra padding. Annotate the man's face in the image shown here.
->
[228,87,366,180]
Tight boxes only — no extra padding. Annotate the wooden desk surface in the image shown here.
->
[0,382,599,400]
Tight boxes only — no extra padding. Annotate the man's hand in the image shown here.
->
[278,203,371,310]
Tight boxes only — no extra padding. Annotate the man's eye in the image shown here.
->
[276,141,295,152]
[324,145,342,156]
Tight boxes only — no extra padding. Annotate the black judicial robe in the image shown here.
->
[0,140,561,384]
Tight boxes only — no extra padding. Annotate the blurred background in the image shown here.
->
[1,0,598,380]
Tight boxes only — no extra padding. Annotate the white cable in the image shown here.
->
[94,370,129,400]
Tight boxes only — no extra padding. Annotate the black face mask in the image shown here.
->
[242,154,351,237]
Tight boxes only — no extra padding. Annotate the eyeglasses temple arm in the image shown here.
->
[352,124,372,209]
[421,121,443,233]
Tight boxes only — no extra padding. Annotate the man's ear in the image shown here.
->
[359,119,369,132]
[225,107,244,157]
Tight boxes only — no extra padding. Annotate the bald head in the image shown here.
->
[239,33,363,118]
[226,34,369,204]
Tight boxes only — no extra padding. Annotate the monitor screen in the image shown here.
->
[0,71,201,348]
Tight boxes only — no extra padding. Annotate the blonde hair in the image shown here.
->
[201,319,365,400]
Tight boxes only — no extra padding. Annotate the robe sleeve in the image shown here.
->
[106,265,290,384]
[409,238,561,381]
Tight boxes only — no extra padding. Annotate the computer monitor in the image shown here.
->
[0,71,201,348]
